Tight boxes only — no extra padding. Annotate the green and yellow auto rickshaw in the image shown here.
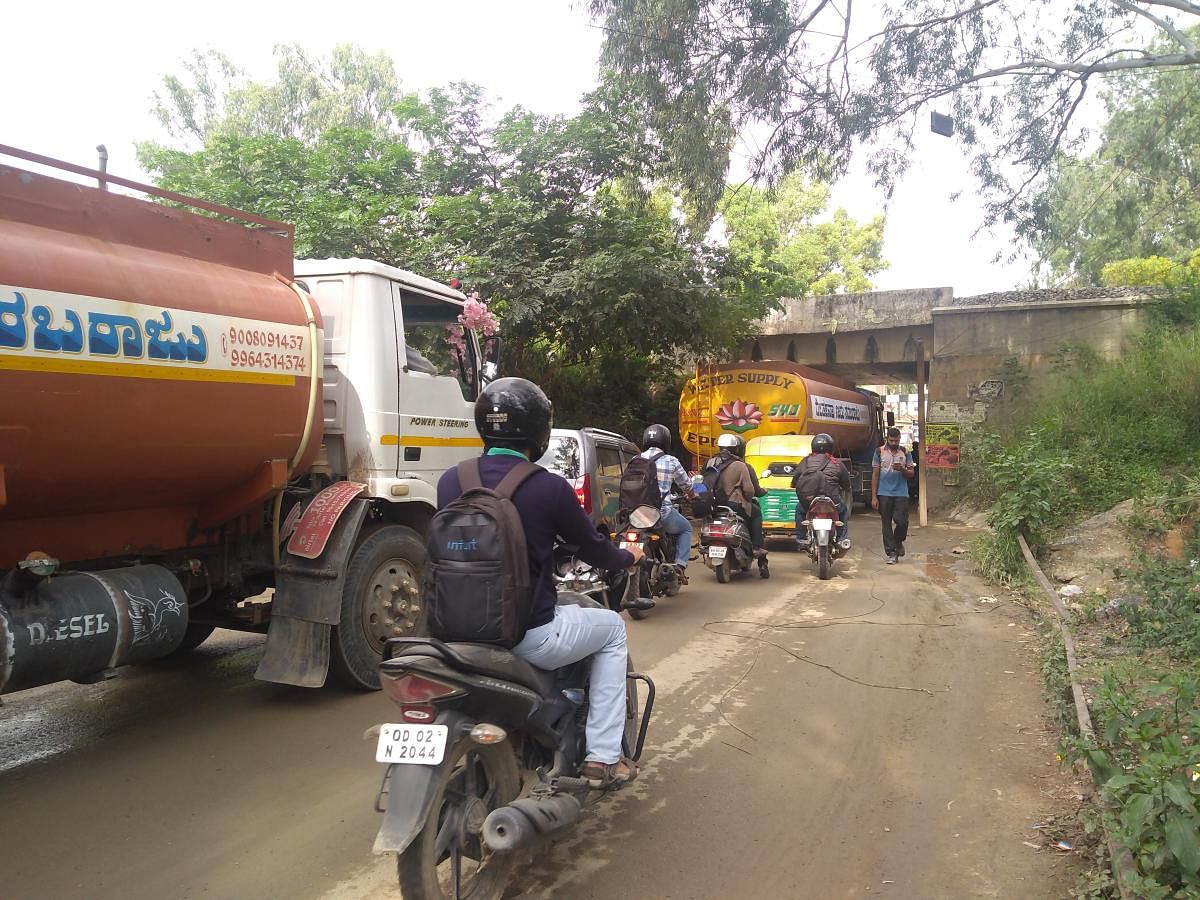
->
[745,434,813,541]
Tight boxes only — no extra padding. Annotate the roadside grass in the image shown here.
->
[962,285,1200,897]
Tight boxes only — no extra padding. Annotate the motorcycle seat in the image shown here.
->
[387,642,557,695]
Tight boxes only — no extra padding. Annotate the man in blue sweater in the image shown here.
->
[437,377,643,788]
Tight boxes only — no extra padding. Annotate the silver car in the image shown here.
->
[536,427,641,530]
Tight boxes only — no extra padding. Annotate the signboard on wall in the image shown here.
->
[924,423,961,469]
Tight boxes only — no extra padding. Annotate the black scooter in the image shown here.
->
[698,503,759,582]
[369,582,655,900]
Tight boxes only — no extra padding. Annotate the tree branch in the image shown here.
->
[1137,0,1200,16]
[1112,0,1199,52]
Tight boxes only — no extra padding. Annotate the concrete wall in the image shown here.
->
[924,296,1154,510]
[760,287,953,335]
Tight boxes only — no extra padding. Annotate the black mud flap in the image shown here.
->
[372,757,446,855]
[254,498,370,687]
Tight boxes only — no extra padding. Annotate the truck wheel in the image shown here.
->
[331,524,427,691]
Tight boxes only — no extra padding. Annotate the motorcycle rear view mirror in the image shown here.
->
[629,505,661,529]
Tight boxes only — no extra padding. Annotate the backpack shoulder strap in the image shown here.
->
[456,458,484,492]
[493,459,541,500]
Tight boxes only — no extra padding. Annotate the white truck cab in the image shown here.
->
[256,259,495,690]
[295,259,487,507]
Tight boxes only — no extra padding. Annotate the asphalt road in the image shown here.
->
[0,523,1076,899]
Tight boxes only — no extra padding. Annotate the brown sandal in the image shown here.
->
[580,756,639,789]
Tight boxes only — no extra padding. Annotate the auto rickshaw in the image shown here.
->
[745,434,813,541]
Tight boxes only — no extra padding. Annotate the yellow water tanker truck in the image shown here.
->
[679,361,887,504]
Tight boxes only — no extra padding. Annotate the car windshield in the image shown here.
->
[537,436,581,479]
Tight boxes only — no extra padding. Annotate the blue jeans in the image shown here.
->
[660,506,693,566]
[511,604,628,764]
[796,498,849,542]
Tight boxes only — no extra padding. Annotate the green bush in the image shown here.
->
[1071,672,1200,898]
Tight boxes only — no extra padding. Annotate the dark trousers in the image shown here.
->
[879,495,909,555]
[748,503,764,551]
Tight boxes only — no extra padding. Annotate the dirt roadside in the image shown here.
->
[329,521,1083,899]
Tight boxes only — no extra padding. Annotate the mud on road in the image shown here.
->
[0,523,1078,899]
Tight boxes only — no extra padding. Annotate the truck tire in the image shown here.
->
[330,524,427,691]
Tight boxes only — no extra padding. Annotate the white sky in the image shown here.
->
[4,0,1033,295]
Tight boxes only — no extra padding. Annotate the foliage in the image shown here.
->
[1102,254,1200,288]
[1030,33,1200,284]
[718,172,888,296]
[139,51,887,434]
[147,45,406,146]
[1123,534,1200,659]
[139,129,420,261]
[589,0,1200,226]
[965,292,1200,579]
[1068,671,1200,897]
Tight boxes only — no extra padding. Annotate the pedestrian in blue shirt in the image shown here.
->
[871,427,914,563]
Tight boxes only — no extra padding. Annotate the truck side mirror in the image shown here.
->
[481,335,501,382]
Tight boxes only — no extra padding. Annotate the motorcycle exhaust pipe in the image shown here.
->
[482,793,583,852]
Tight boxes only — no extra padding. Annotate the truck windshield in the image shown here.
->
[401,295,479,400]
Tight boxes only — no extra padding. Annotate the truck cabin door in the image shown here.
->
[392,283,482,480]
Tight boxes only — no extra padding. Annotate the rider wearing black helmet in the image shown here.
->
[711,434,769,576]
[438,377,643,788]
[791,432,852,550]
[635,423,693,572]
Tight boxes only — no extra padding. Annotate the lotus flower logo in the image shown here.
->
[715,400,763,433]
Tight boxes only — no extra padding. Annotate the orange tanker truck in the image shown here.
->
[0,147,493,695]
[679,361,889,504]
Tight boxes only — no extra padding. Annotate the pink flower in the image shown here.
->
[458,295,500,337]
[715,400,763,433]
[446,324,467,355]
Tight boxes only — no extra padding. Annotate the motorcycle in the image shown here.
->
[698,503,758,583]
[614,504,685,620]
[802,494,847,580]
[369,580,655,900]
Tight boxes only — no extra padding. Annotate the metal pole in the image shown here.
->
[916,341,928,526]
[96,144,108,191]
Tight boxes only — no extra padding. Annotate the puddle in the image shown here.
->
[923,562,958,585]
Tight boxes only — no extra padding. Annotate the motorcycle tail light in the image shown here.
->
[382,671,463,705]
[624,531,640,542]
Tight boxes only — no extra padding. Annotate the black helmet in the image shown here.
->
[474,377,553,460]
[716,433,745,457]
[811,433,835,455]
[643,424,672,450]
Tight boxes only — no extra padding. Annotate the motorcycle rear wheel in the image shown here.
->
[817,544,832,580]
[396,738,521,900]
[714,560,730,583]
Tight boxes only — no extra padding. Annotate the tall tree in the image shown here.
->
[138,50,886,432]
[719,172,887,296]
[1027,29,1200,283]
[148,44,406,146]
[588,0,1200,227]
